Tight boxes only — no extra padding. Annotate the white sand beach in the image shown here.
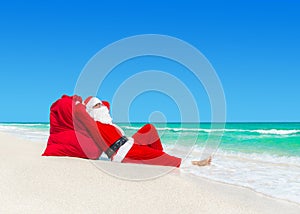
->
[1,131,300,214]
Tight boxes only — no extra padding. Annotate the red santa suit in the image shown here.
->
[84,97,181,167]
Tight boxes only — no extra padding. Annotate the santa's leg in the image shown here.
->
[132,124,163,151]
[123,144,181,167]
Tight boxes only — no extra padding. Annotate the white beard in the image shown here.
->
[88,106,125,135]
[90,106,113,124]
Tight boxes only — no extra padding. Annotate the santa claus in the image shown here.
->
[43,95,211,167]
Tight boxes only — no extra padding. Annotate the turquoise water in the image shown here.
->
[0,122,299,204]
[121,122,300,157]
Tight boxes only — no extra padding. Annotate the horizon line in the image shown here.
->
[1,121,300,124]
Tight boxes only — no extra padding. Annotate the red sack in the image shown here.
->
[42,95,108,159]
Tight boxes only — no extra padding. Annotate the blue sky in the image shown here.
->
[0,0,299,122]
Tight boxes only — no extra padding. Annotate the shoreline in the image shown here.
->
[1,131,300,213]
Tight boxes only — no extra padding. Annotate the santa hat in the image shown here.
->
[84,96,102,114]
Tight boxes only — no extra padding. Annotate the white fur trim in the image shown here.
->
[86,97,102,114]
[111,137,134,162]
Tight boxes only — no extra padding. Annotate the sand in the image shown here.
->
[1,131,300,214]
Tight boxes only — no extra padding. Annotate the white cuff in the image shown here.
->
[111,137,134,162]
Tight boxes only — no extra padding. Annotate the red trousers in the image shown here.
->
[122,124,181,167]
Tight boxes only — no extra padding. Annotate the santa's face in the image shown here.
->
[89,103,113,124]
[93,103,102,109]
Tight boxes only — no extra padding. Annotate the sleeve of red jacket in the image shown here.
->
[73,103,110,153]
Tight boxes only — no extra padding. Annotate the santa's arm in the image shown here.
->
[74,103,109,153]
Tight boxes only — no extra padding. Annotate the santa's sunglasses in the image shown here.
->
[93,103,103,109]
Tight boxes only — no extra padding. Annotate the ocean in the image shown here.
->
[0,122,299,205]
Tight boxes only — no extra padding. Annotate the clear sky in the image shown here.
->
[0,0,299,122]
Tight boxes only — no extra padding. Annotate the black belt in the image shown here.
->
[105,136,128,159]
